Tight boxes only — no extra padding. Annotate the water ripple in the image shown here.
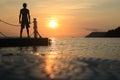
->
[0,53,120,80]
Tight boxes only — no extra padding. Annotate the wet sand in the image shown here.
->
[0,53,120,80]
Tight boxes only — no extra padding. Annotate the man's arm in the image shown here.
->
[19,10,22,23]
[28,10,30,24]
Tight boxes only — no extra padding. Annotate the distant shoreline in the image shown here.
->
[86,26,120,38]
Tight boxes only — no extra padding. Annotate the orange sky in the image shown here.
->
[0,0,120,37]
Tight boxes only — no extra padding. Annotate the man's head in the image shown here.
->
[34,18,36,21]
[23,3,27,8]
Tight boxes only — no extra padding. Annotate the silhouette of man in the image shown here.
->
[33,18,42,38]
[33,18,38,38]
[19,3,30,38]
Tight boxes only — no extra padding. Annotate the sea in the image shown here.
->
[0,38,120,80]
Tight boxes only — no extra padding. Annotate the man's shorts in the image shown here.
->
[21,22,30,29]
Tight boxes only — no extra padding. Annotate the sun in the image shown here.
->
[48,19,57,28]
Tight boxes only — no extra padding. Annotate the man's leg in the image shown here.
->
[20,28,23,38]
[26,28,30,38]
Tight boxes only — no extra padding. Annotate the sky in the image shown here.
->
[0,0,120,37]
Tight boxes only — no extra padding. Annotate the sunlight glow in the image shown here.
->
[45,55,57,79]
[48,19,57,28]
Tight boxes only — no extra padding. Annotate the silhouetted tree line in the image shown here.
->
[105,26,120,37]
[86,26,120,37]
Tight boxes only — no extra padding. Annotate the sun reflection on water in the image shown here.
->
[44,38,59,78]
[45,55,57,79]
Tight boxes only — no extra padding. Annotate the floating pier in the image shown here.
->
[0,38,50,47]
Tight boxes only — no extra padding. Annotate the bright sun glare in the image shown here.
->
[48,19,57,28]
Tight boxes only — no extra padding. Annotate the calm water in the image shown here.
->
[51,38,120,60]
[0,38,120,80]
[0,38,120,60]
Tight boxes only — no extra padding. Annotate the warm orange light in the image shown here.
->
[45,55,57,79]
[48,19,57,28]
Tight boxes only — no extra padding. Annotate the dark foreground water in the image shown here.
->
[0,38,120,80]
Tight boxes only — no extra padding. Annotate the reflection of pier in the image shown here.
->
[0,38,50,47]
